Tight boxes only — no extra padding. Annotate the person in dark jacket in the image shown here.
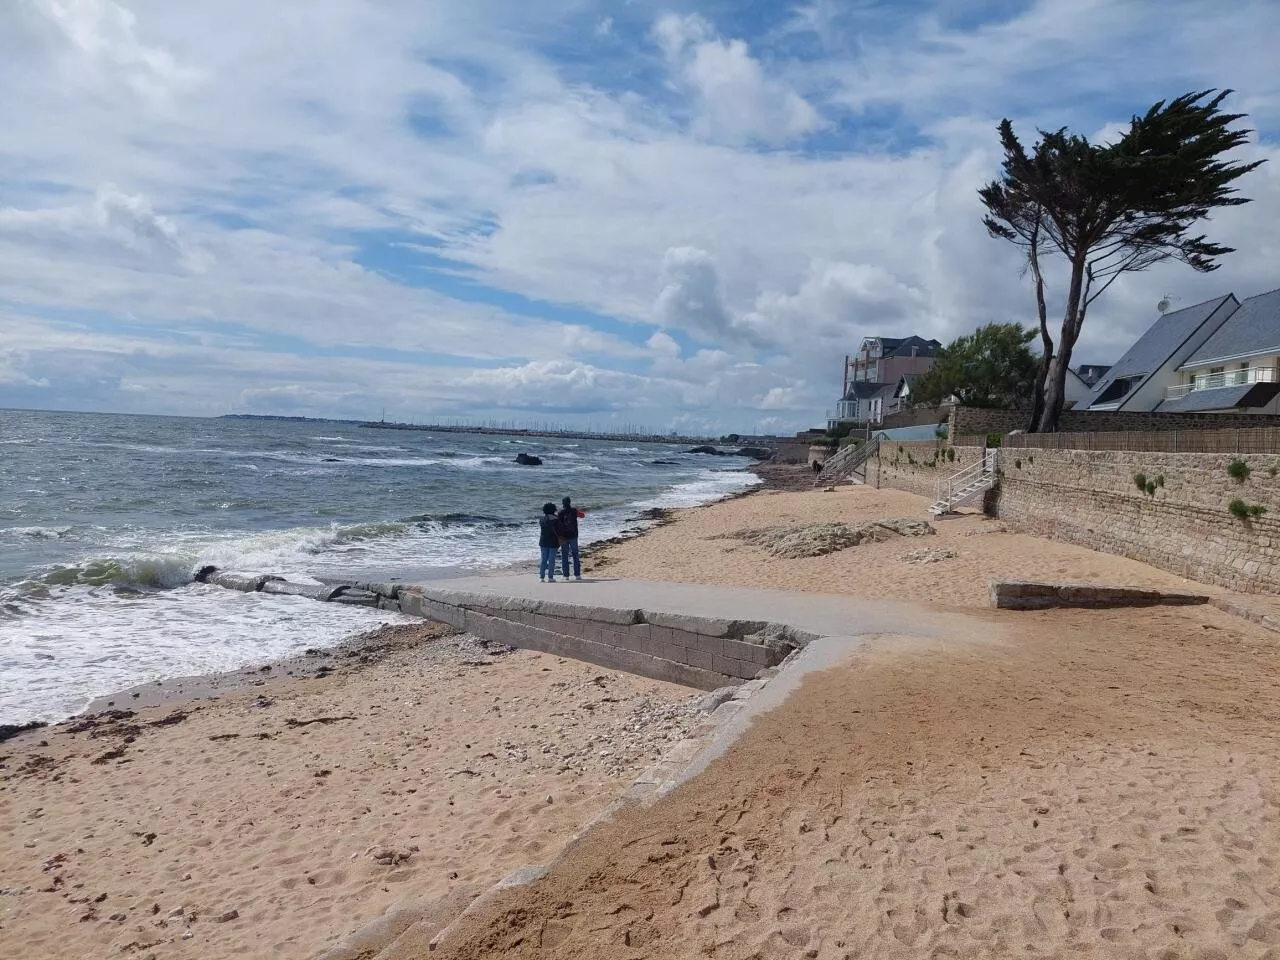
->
[556,495,584,580]
[538,502,560,582]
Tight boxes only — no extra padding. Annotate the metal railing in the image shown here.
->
[816,437,880,485]
[1165,365,1278,400]
[931,449,998,512]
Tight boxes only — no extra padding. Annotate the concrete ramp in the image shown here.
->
[402,576,966,689]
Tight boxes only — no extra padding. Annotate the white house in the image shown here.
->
[1162,288,1280,413]
[1083,289,1280,414]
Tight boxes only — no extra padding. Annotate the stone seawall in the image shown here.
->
[992,449,1280,594]
[193,569,808,689]
[867,443,985,499]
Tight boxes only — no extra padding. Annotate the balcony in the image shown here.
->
[1165,365,1279,401]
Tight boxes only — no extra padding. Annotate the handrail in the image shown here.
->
[816,437,880,485]
[933,449,999,511]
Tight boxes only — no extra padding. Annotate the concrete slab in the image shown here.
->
[418,575,974,644]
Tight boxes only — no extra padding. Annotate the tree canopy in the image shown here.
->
[912,322,1038,409]
[979,89,1263,432]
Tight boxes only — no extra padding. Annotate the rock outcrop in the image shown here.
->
[717,517,935,559]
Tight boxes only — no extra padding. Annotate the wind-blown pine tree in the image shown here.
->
[979,89,1264,432]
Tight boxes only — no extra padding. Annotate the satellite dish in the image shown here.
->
[1157,297,1171,315]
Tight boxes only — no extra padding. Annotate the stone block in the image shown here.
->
[713,654,750,679]
[684,646,715,672]
[990,579,1209,611]
[722,637,775,666]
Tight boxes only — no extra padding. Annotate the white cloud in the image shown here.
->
[0,0,1278,434]
[653,12,822,145]
[646,330,681,358]
[654,246,734,339]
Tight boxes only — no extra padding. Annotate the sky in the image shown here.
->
[1,0,1278,434]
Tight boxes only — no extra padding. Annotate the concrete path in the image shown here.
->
[423,573,986,644]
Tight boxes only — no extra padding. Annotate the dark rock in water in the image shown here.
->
[650,459,679,465]
[332,587,380,607]
[0,720,47,743]
[733,446,775,460]
[687,445,722,455]
[321,457,342,462]
[514,452,543,466]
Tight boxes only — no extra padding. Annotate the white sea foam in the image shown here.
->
[0,587,409,724]
[1,438,760,724]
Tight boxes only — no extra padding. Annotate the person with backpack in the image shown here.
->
[556,495,585,581]
[537,502,560,582]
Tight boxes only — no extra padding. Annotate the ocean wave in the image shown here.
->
[2,525,73,540]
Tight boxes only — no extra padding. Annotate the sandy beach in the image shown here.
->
[417,478,1280,958]
[6,474,1280,960]
[0,623,702,959]
[590,479,1218,607]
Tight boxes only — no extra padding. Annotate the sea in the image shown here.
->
[0,410,759,724]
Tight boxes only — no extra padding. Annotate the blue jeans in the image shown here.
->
[539,546,558,580]
[560,538,580,578]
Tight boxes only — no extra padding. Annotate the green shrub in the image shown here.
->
[1156,474,1165,488]
[1227,499,1266,520]
[986,433,1002,448]
[946,448,956,462]
[1270,466,1277,478]
[1227,458,1251,482]
[1145,480,1157,496]
[1133,472,1147,491]
[1014,458,1022,470]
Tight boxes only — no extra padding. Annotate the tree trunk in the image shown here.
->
[1027,354,1049,432]
[1035,254,1087,432]
[1026,229,1052,433]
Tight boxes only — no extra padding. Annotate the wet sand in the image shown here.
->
[0,622,701,959]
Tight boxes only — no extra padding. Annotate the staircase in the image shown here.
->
[930,449,999,515]
[815,437,880,486]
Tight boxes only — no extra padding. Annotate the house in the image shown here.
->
[1162,288,1280,413]
[1083,289,1280,414]
[830,380,896,428]
[1064,367,1094,407]
[842,335,941,391]
[1075,364,1111,387]
[829,335,940,429]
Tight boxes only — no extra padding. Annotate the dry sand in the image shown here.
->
[0,623,701,960]
[590,483,1218,607]
[424,605,1280,959]
[404,483,1280,959]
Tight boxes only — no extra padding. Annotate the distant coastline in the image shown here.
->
[362,421,716,445]
[217,413,719,445]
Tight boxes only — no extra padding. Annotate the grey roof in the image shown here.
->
[843,380,896,401]
[880,335,942,358]
[1157,381,1280,412]
[1182,287,1280,367]
[1074,364,1111,386]
[1086,295,1236,407]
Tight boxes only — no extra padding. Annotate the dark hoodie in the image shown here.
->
[556,500,579,539]
[539,510,560,548]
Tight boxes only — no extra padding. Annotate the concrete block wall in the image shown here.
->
[993,449,1280,594]
[401,588,811,690]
